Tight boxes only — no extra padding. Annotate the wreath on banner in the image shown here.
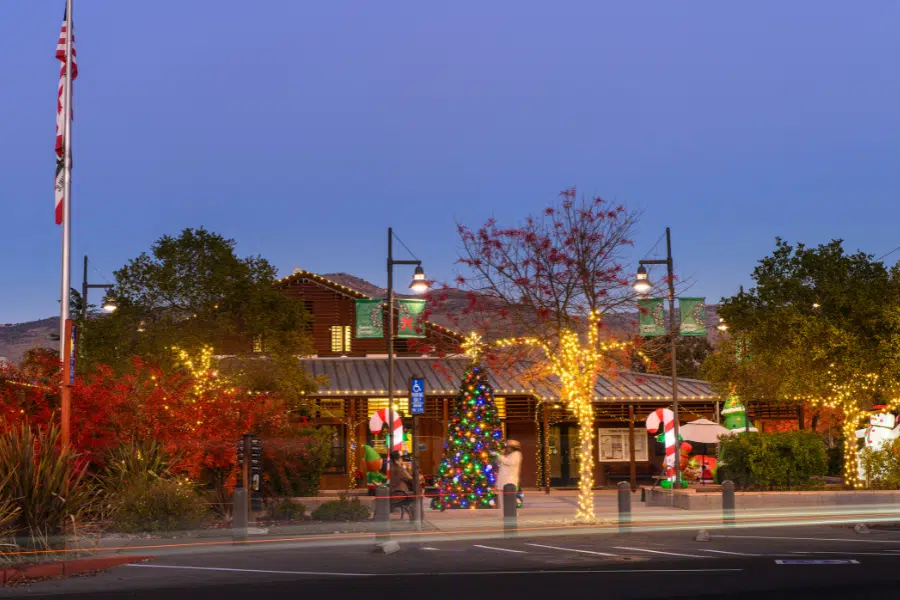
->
[368,303,384,330]
[650,301,665,330]
[688,302,705,332]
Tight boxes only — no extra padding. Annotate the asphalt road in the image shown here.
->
[7,522,900,599]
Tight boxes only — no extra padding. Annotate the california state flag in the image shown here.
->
[55,9,77,225]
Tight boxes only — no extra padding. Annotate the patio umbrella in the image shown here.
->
[678,418,730,444]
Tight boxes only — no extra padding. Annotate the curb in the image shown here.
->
[1,555,151,585]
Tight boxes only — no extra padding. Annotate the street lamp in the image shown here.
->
[81,255,115,321]
[409,265,428,294]
[386,227,428,525]
[717,317,728,332]
[633,227,684,488]
[101,295,118,313]
[633,265,652,295]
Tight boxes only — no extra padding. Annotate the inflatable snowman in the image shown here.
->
[856,408,900,482]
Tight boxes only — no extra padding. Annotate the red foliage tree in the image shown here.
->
[1,350,288,483]
[428,188,644,521]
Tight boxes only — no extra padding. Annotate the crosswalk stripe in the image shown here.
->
[473,544,528,554]
[613,546,705,558]
[693,549,757,557]
[525,543,618,557]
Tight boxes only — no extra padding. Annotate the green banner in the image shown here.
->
[638,298,666,337]
[679,297,707,337]
[355,299,384,338]
[397,299,426,338]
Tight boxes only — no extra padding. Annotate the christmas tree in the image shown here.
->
[432,363,504,510]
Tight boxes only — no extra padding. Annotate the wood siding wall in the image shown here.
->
[278,278,457,356]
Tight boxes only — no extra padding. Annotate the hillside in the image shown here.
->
[0,317,59,364]
[0,273,723,364]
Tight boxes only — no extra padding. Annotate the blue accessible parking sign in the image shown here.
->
[410,378,425,415]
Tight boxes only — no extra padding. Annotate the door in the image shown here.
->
[549,424,580,487]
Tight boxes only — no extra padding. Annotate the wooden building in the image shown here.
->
[275,270,801,490]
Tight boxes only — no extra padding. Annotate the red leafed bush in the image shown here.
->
[1,353,289,483]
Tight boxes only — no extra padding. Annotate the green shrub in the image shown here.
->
[261,430,333,498]
[268,499,307,521]
[0,423,91,549]
[861,438,900,489]
[719,430,828,490]
[98,441,170,518]
[311,495,370,521]
[111,478,210,533]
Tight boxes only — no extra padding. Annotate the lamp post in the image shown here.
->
[633,227,683,488]
[385,227,428,513]
[81,255,117,321]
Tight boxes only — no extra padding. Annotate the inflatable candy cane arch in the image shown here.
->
[369,408,404,452]
[646,408,676,484]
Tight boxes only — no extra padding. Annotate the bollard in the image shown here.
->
[722,480,735,527]
[375,485,391,541]
[503,483,518,537]
[412,493,424,531]
[617,481,632,531]
[232,487,248,541]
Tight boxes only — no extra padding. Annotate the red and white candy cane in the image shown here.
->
[369,408,404,451]
[645,408,676,483]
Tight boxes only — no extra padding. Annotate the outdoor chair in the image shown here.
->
[391,490,414,520]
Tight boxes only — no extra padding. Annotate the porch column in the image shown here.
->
[798,404,805,430]
[347,399,356,489]
[628,404,637,491]
[543,401,551,493]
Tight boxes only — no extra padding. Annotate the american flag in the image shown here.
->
[55,9,77,225]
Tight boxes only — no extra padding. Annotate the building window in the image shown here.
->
[367,397,409,418]
[330,325,352,353]
[319,424,347,474]
[494,397,507,420]
[597,428,649,462]
[316,399,345,419]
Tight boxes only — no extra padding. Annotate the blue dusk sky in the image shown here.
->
[2,1,900,323]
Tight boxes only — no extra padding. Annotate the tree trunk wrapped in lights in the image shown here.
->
[496,315,643,522]
[428,188,645,523]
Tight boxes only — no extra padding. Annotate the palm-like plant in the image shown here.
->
[0,423,91,549]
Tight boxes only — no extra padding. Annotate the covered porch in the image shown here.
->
[298,356,797,490]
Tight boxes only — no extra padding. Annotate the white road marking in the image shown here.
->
[776,559,859,565]
[693,549,758,557]
[126,564,742,577]
[473,544,528,554]
[525,543,618,557]
[791,551,900,557]
[421,547,439,551]
[613,546,705,558]
[126,564,371,577]
[714,535,900,545]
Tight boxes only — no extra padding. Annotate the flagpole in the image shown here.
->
[59,0,74,450]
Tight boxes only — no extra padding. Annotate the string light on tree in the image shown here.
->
[493,312,651,522]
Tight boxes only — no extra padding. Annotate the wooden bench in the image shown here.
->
[603,463,656,486]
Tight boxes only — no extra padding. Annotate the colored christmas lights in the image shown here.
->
[433,363,504,510]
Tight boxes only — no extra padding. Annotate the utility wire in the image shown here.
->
[877,245,900,262]
[642,231,666,260]
[392,231,420,261]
